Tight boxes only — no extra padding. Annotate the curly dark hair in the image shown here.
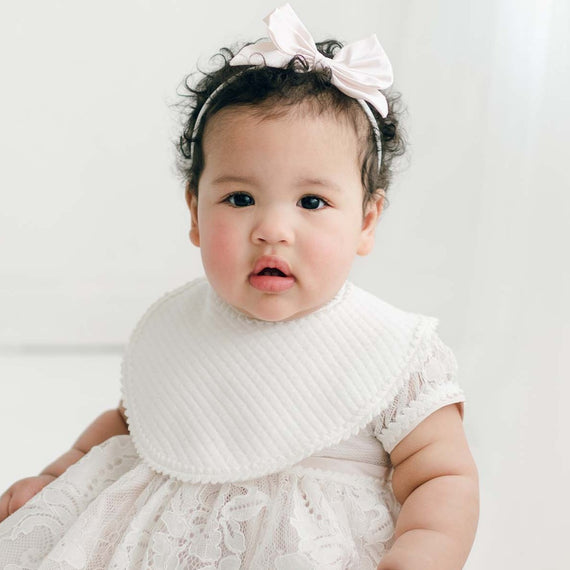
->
[175,39,407,209]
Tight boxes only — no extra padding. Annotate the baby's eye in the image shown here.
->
[298,195,329,210]
[225,192,255,207]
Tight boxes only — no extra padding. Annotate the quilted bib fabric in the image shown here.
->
[121,277,442,484]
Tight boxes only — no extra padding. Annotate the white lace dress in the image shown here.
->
[0,279,466,569]
[0,382,464,569]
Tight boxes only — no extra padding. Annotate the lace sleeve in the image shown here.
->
[373,332,465,454]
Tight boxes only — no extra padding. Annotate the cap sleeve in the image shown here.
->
[373,332,465,454]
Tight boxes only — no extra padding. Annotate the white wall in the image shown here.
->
[1,1,568,568]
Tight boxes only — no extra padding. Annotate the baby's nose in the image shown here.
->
[250,208,295,245]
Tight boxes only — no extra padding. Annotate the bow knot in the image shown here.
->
[229,3,393,118]
[312,50,327,70]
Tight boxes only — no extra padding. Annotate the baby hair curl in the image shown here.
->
[175,39,407,210]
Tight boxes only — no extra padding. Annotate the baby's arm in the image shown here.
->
[377,403,479,570]
[40,403,129,477]
[0,402,129,522]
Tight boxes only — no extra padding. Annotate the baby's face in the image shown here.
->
[187,105,382,322]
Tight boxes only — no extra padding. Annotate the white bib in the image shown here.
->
[120,277,442,484]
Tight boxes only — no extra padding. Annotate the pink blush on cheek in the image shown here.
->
[308,237,351,265]
[199,222,244,282]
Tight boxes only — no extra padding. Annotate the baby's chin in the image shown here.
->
[229,298,307,323]
[236,292,337,323]
[208,276,344,323]
[215,290,307,323]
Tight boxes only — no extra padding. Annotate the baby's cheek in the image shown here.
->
[306,234,355,277]
[200,221,242,276]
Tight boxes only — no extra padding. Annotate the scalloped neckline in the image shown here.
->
[207,279,353,326]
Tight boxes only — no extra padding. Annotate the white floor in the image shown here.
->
[0,352,566,569]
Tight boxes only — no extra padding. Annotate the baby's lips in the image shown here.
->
[252,255,292,277]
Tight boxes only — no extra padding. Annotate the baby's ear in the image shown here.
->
[185,184,200,247]
[357,192,384,256]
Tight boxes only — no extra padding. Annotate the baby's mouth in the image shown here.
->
[249,271,295,293]
[257,268,287,277]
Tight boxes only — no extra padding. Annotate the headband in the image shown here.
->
[189,3,394,169]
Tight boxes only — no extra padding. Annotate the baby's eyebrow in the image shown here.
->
[296,177,341,193]
[211,174,341,192]
[211,175,257,186]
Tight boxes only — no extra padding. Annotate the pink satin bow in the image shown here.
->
[229,3,393,118]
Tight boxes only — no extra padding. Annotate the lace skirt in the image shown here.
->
[0,435,400,569]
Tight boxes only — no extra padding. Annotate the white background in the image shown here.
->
[1,1,569,568]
